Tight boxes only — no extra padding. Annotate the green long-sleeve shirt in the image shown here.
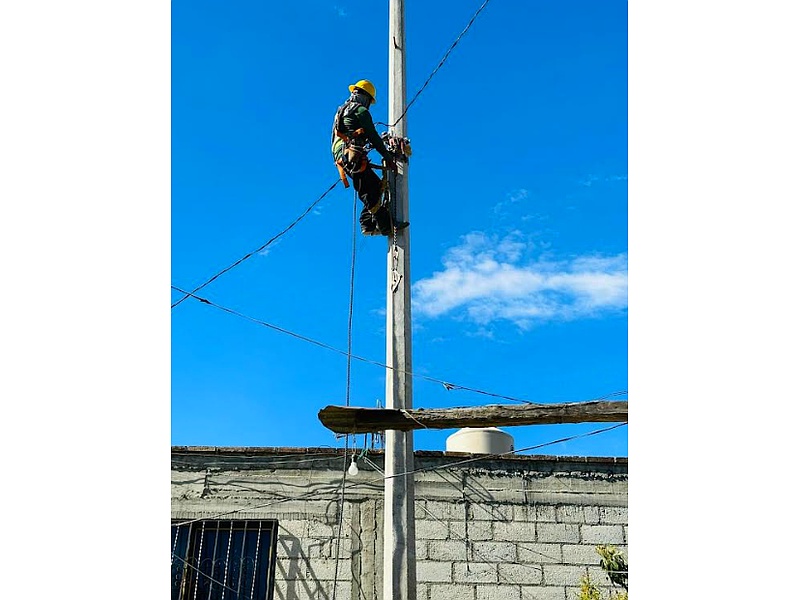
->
[332,103,392,162]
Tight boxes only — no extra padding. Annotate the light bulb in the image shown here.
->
[348,457,359,476]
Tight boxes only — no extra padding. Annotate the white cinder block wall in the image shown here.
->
[172,447,627,600]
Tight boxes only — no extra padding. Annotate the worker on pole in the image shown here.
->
[331,79,402,236]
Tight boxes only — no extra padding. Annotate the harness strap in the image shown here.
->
[335,161,350,188]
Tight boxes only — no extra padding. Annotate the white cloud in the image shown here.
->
[413,232,627,329]
[334,6,347,17]
[493,188,529,216]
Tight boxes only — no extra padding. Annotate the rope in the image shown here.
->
[331,189,360,600]
[345,188,358,408]
[331,435,349,600]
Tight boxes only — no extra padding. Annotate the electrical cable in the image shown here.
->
[172,284,625,408]
[173,0,493,308]
[171,423,626,527]
[171,180,339,309]
[170,285,555,405]
[376,0,495,130]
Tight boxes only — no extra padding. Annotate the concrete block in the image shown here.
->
[307,521,337,539]
[278,557,343,582]
[562,544,602,566]
[273,578,300,600]
[416,560,452,583]
[429,539,470,562]
[418,540,429,560]
[556,505,585,523]
[417,582,429,600]
[314,580,351,600]
[453,561,498,583]
[580,525,625,545]
[598,506,628,525]
[583,506,600,525]
[425,500,464,521]
[306,538,334,559]
[476,584,522,600]
[563,567,610,590]
[498,562,543,585]
[415,519,450,540]
[278,520,308,538]
[471,541,517,563]
[277,557,304,581]
[469,503,513,522]
[515,503,559,522]
[520,586,566,600]
[536,523,580,543]
[514,503,556,523]
[450,519,493,541]
[494,521,535,542]
[533,504,558,522]
[515,543,562,564]
[542,564,591,587]
[277,536,304,559]
[513,504,534,522]
[429,584,475,600]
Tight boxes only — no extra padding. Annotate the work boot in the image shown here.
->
[360,208,378,236]
[373,206,392,235]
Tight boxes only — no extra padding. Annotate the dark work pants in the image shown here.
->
[352,167,391,235]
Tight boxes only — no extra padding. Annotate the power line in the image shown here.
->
[171,180,339,309]
[172,285,624,407]
[173,0,494,307]
[171,423,626,527]
[377,0,495,130]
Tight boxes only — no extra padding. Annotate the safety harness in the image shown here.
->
[332,101,371,189]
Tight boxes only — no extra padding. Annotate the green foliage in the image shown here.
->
[577,573,602,600]
[574,545,629,600]
[596,545,628,591]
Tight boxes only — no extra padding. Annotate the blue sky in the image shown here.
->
[171,0,628,456]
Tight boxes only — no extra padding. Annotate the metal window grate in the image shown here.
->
[171,519,278,600]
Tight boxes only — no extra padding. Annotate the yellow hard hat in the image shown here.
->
[349,79,377,104]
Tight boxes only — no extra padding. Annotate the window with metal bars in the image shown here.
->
[171,519,278,600]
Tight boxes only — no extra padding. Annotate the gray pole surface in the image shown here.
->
[383,0,416,599]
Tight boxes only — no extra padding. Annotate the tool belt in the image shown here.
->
[334,128,368,188]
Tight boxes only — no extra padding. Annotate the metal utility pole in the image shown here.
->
[383,0,416,599]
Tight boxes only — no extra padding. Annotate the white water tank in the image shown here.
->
[445,427,514,455]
